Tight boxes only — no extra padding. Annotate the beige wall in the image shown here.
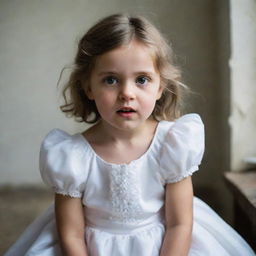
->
[0,0,233,220]
[229,0,256,171]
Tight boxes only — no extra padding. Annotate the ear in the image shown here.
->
[84,84,94,100]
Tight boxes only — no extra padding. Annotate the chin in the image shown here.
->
[117,119,149,131]
[115,122,139,130]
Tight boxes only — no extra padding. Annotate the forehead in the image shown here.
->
[92,40,158,74]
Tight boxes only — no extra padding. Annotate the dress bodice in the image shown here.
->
[5,114,255,256]
[40,114,204,233]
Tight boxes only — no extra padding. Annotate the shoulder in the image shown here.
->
[156,113,204,147]
[158,113,205,184]
[159,113,204,135]
[39,129,90,197]
[41,129,86,153]
[40,128,91,173]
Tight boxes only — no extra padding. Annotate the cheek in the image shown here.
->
[140,95,158,112]
[93,92,115,111]
[139,86,162,113]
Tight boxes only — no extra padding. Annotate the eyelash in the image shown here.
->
[136,76,151,86]
[102,76,151,86]
[103,76,118,85]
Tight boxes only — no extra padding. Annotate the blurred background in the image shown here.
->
[1,0,256,254]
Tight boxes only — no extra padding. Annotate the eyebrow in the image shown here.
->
[97,71,117,76]
[97,71,156,77]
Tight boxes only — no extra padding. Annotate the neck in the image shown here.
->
[97,119,157,144]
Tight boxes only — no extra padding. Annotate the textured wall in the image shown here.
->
[229,0,256,171]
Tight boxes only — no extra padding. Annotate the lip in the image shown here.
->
[116,106,136,118]
[117,106,136,112]
[117,111,135,118]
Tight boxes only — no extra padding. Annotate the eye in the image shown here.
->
[103,76,118,85]
[136,76,151,86]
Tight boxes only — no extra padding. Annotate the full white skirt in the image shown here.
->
[4,197,255,256]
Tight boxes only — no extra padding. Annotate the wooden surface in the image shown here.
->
[224,171,256,224]
[224,171,256,250]
[0,186,53,255]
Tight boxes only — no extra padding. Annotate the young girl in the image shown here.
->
[5,14,255,256]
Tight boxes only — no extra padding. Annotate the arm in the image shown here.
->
[55,194,89,256]
[160,176,193,256]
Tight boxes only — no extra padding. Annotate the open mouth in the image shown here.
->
[116,107,136,116]
[117,107,136,113]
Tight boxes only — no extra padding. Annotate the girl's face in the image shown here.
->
[86,40,163,131]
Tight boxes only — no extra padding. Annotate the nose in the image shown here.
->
[118,82,135,101]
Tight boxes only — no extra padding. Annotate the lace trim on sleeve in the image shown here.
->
[53,187,82,198]
[165,165,199,184]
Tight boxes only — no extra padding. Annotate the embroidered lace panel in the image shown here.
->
[109,164,143,223]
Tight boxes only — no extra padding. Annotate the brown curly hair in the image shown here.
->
[60,13,187,123]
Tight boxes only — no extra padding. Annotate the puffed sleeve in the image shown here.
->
[160,114,205,184]
[39,129,88,197]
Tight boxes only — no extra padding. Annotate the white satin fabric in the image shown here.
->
[4,114,255,256]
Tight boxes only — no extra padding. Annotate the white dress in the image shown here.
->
[4,114,255,256]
